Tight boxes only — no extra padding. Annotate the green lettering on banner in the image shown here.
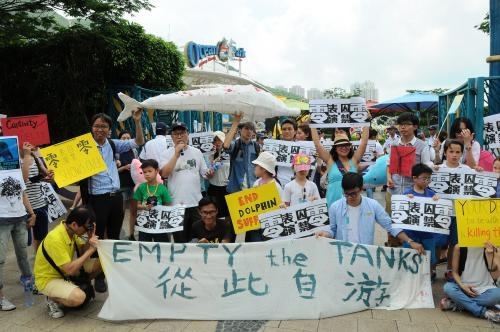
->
[139,243,161,263]
[222,244,242,267]
[329,241,353,264]
[350,245,373,267]
[170,243,186,262]
[376,247,395,269]
[196,243,219,264]
[113,241,133,263]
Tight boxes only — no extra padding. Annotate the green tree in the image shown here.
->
[0,21,184,142]
[475,13,490,34]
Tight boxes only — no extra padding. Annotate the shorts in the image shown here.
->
[120,187,134,201]
[32,206,49,241]
[41,259,98,300]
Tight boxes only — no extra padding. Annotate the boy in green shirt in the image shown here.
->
[133,159,172,242]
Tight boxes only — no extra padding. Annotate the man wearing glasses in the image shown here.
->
[82,111,143,292]
[316,172,424,254]
[34,207,101,319]
[191,197,232,243]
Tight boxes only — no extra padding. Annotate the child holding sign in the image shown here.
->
[133,159,172,242]
[283,153,320,206]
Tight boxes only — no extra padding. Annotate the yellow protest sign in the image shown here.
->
[40,133,107,188]
[455,199,500,247]
[225,181,281,234]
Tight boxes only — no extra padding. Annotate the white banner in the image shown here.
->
[189,132,214,156]
[41,182,67,223]
[391,195,453,235]
[263,139,317,167]
[484,113,500,148]
[429,169,498,199]
[309,97,370,128]
[259,199,329,241]
[135,205,185,234]
[97,237,433,321]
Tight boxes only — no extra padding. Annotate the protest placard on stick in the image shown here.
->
[455,199,500,247]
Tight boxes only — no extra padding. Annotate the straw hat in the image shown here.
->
[333,133,351,146]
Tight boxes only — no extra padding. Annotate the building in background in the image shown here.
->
[350,81,379,101]
[307,88,322,100]
[289,85,305,98]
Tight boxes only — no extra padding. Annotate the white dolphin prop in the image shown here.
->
[117,85,300,122]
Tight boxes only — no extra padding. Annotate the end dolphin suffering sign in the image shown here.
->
[97,237,433,321]
[225,182,281,234]
[455,199,500,247]
[0,114,50,146]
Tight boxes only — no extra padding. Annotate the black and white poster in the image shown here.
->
[483,113,500,148]
[164,135,174,149]
[259,199,329,241]
[263,139,317,167]
[189,132,214,157]
[351,140,378,165]
[41,182,67,223]
[429,169,498,199]
[309,97,370,128]
[136,205,185,234]
[391,195,453,235]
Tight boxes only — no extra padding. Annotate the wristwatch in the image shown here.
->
[465,145,472,151]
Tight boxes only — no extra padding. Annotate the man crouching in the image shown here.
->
[34,206,101,318]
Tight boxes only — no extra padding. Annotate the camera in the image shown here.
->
[146,196,158,206]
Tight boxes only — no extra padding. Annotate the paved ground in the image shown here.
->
[1,190,499,331]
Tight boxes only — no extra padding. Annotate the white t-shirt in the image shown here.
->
[208,150,230,187]
[375,141,384,157]
[139,135,173,167]
[283,179,320,206]
[0,170,27,219]
[276,166,294,188]
[346,204,361,243]
[436,163,472,171]
[162,146,209,207]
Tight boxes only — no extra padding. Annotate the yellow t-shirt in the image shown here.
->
[34,221,85,291]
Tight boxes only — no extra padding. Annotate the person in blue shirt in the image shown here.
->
[315,172,425,255]
[401,163,442,281]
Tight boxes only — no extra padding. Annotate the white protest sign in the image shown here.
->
[189,132,214,156]
[263,139,317,167]
[391,195,453,235]
[41,182,67,222]
[484,113,500,148]
[97,237,433,321]
[351,140,378,166]
[429,169,498,199]
[135,205,185,234]
[309,97,370,128]
[164,135,174,149]
[259,199,329,241]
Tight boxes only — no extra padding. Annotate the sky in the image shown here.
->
[128,0,490,101]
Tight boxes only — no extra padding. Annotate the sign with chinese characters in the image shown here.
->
[189,132,214,157]
[483,113,500,148]
[0,114,50,146]
[309,97,370,128]
[40,133,107,188]
[352,140,378,166]
[97,237,433,321]
[391,195,453,235]
[164,135,174,149]
[40,182,67,222]
[455,199,500,247]
[225,182,282,234]
[259,199,329,241]
[136,205,185,234]
[0,136,20,171]
[428,169,498,199]
[263,139,317,167]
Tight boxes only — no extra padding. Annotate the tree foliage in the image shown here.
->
[406,88,448,95]
[0,21,184,142]
[475,13,490,35]
[0,0,152,46]
[323,87,360,99]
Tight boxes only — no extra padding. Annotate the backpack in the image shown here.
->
[80,139,116,204]
[478,149,495,172]
[228,138,260,179]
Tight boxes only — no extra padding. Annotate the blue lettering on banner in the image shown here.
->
[185,40,246,68]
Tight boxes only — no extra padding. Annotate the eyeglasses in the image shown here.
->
[336,144,351,149]
[83,223,94,232]
[171,131,186,137]
[200,210,217,215]
[343,189,360,198]
[417,177,431,182]
[398,123,414,128]
[92,125,109,130]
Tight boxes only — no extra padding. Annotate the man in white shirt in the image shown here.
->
[383,125,399,154]
[139,122,171,166]
[160,122,214,242]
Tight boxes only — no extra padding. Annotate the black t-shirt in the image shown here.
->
[191,219,230,243]
[119,149,135,188]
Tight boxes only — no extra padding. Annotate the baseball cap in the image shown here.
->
[171,122,188,132]
[429,125,437,130]
[155,122,168,135]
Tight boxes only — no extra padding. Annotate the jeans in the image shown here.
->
[444,282,500,317]
[0,218,32,290]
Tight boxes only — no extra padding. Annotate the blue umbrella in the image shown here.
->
[371,92,438,114]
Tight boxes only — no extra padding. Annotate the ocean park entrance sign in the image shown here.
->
[184,38,246,68]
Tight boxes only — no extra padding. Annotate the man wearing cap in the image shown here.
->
[139,121,171,166]
[160,122,214,242]
[383,124,399,154]
[223,113,260,193]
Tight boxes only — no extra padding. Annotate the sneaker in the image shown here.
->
[94,277,107,293]
[46,297,64,318]
[0,297,16,311]
[439,297,456,311]
[484,309,500,323]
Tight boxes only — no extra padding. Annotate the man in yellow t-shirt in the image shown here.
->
[34,206,101,319]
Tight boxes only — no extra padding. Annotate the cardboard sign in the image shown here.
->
[263,139,317,167]
[225,181,282,234]
[429,169,498,199]
[136,205,185,234]
[97,238,433,321]
[309,97,370,128]
[483,113,500,148]
[40,133,107,188]
[189,132,214,156]
[391,195,453,235]
[259,199,329,240]
[0,136,20,171]
[455,199,500,247]
[352,140,378,166]
[1,114,50,146]
[389,146,416,177]
[41,182,67,222]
